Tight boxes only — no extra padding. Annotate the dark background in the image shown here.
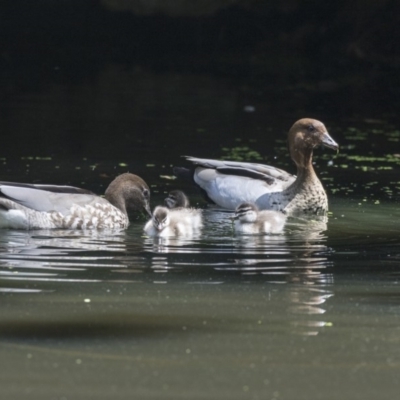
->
[2,0,400,86]
[0,0,399,173]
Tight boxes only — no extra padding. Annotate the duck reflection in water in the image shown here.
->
[229,214,333,336]
[0,228,131,283]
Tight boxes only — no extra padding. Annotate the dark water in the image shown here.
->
[1,66,400,399]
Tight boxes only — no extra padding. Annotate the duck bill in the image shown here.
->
[144,201,153,217]
[321,131,339,152]
[164,198,173,209]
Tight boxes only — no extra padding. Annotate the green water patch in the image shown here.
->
[315,124,400,197]
[220,145,263,161]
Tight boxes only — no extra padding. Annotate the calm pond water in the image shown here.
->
[1,66,400,399]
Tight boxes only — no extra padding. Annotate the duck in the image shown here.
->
[173,118,338,216]
[164,190,190,209]
[231,202,286,234]
[0,173,151,230]
[144,205,202,237]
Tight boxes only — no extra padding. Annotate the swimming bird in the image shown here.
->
[173,118,338,215]
[232,202,286,234]
[0,173,151,230]
[164,190,190,209]
[144,205,202,237]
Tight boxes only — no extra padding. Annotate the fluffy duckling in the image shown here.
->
[164,190,190,209]
[174,118,338,215]
[0,173,151,230]
[144,205,202,237]
[232,202,286,235]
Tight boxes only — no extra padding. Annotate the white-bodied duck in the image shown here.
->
[174,118,338,215]
[232,202,286,234]
[0,173,151,230]
[144,205,202,237]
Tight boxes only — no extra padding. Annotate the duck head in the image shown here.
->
[288,118,338,169]
[164,190,190,209]
[152,206,170,231]
[105,173,152,217]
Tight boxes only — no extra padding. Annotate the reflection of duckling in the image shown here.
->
[164,190,190,209]
[232,202,286,234]
[144,206,202,237]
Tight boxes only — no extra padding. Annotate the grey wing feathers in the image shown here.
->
[30,184,94,195]
[215,167,275,184]
[185,156,295,183]
[0,185,100,214]
[0,181,94,195]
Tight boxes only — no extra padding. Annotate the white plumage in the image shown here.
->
[232,202,286,235]
[144,206,202,237]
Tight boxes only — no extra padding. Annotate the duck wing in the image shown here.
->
[185,157,295,184]
[0,184,102,215]
[179,157,296,210]
[0,181,94,194]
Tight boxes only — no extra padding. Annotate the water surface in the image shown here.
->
[0,199,399,400]
[0,67,400,399]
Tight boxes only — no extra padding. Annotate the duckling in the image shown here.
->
[144,205,202,237]
[174,118,338,215]
[0,173,151,230]
[164,190,190,209]
[232,202,286,235]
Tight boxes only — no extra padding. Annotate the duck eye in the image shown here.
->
[143,189,150,198]
[307,125,315,132]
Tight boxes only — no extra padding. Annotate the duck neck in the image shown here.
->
[297,162,315,178]
[293,148,319,184]
[105,192,127,216]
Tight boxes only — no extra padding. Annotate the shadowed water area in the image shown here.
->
[1,66,400,400]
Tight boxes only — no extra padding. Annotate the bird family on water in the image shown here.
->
[0,118,338,236]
